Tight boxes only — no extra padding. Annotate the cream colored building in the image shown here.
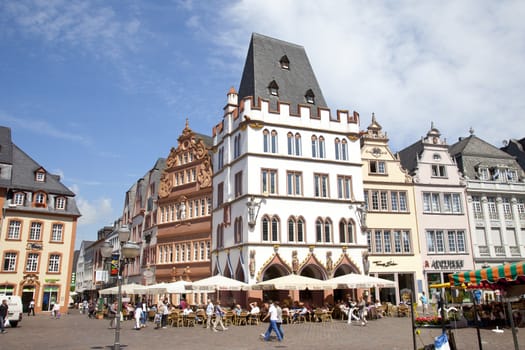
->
[360,115,423,304]
[0,126,80,314]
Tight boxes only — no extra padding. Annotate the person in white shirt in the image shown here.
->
[206,299,214,329]
[249,301,260,315]
[134,304,142,330]
[261,300,282,342]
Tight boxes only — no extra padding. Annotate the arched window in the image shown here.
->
[262,215,279,242]
[311,135,318,158]
[280,55,290,70]
[217,224,224,249]
[341,139,348,160]
[271,130,278,153]
[294,133,302,156]
[316,219,323,242]
[334,138,341,160]
[288,218,295,242]
[339,219,355,243]
[319,136,325,158]
[316,218,332,243]
[287,132,294,155]
[263,129,270,153]
[297,218,305,242]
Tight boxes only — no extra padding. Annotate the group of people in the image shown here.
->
[337,296,372,326]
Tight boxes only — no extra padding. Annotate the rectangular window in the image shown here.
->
[30,222,42,241]
[399,192,407,211]
[287,171,302,196]
[472,196,483,219]
[14,192,25,205]
[517,198,525,220]
[3,252,17,272]
[391,192,398,211]
[432,165,447,177]
[337,176,352,199]
[8,220,21,239]
[402,231,411,253]
[48,254,60,273]
[443,194,452,213]
[26,253,39,272]
[51,224,63,241]
[456,231,466,252]
[217,182,224,205]
[487,197,498,220]
[394,231,402,253]
[370,160,386,174]
[435,230,445,252]
[262,169,278,194]
[447,231,456,252]
[431,193,441,212]
[384,231,391,253]
[452,194,462,213]
[423,193,431,212]
[374,231,382,253]
[502,197,513,220]
[371,191,379,210]
[234,171,243,197]
[314,173,329,198]
[380,191,388,211]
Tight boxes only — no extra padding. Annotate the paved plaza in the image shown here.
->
[2,311,524,350]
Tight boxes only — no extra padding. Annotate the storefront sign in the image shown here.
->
[45,278,59,283]
[425,260,464,270]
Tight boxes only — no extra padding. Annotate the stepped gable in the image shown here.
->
[238,33,327,117]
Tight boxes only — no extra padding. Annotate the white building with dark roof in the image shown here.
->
[211,33,366,305]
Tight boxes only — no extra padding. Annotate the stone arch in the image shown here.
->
[258,253,292,282]
[333,253,360,277]
[298,253,328,280]
[235,259,246,283]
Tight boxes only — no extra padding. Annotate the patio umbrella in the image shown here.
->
[326,273,396,289]
[134,283,169,295]
[191,274,249,291]
[252,274,335,291]
[99,283,145,295]
[164,280,192,294]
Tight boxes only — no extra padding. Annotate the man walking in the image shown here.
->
[212,300,228,332]
[28,299,35,316]
[108,301,118,329]
[261,300,282,342]
[0,299,9,334]
[419,292,428,314]
[205,299,214,329]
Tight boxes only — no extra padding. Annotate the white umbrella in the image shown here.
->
[326,274,396,289]
[252,274,336,291]
[164,280,192,294]
[99,283,145,295]
[191,275,249,291]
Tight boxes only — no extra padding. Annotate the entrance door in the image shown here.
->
[22,286,35,313]
[42,286,59,311]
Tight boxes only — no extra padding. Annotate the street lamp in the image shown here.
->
[100,225,140,350]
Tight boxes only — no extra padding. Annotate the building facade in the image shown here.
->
[156,121,213,303]
[449,132,525,270]
[211,33,366,305]
[360,115,422,304]
[398,124,474,291]
[0,126,81,314]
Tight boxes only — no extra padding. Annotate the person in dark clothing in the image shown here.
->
[0,299,9,333]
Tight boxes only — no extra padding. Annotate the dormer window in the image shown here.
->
[14,192,25,206]
[55,197,66,210]
[268,80,279,96]
[36,171,45,182]
[305,89,315,104]
[279,55,290,70]
[34,192,47,207]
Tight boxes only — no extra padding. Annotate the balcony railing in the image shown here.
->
[478,246,490,256]
[510,246,521,256]
[494,246,505,256]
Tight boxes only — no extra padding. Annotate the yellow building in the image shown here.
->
[0,126,80,314]
[360,115,423,304]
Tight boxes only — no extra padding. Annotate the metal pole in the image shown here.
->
[471,291,483,350]
[505,299,519,350]
[410,291,417,350]
[114,254,122,350]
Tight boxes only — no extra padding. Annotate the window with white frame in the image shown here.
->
[335,138,349,161]
[369,160,386,174]
[426,230,446,253]
[472,196,483,219]
[287,132,302,156]
[26,253,39,272]
[262,216,279,242]
[8,220,21,239]
[55,197,66,210]
[367,229,412,254]
[423,192,462,214]
[487,197,498,220]
[30,222,42,241]
[314,173,329,198]
[337,175,353,200]
[51,223,63,242]
[517,198,525,220]
[14,192,25,205]
[286,171,302,196]
[35,192,46,205]
[262,168,278,194]
[366,190,408,212]
[3,252,17,271]
[502,197,513,220]
[48,254,60,272]
[311,135,325,158]
[36,171,45,182]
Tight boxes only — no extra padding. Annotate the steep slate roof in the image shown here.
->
[397,140,424,175]
[449,135,520,179]
[501,137,525,172]
[238,33,327,117]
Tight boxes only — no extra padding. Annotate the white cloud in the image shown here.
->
[76,196,114,226]
[217,0,525,151]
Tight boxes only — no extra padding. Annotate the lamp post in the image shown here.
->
[100,226,140,350]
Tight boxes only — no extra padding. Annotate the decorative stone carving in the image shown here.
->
[326,251,333,275]
[159,173,171,198]
[249,250,256,278]
[292,250,299,274]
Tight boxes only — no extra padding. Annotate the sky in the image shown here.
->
[1,0,524,249]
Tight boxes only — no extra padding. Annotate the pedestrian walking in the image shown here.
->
[275,301,284,340]
[357,297,367,326]
[419,292,428,314]
[0,299,8,334]
[261,300,282,342]
[212,300,228,332]
[52,303,61,319]
[108,301,118,329]
[160,300,169,329]
[205,299,214,329]
[134,303,143,330]
[28,299,35,316]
